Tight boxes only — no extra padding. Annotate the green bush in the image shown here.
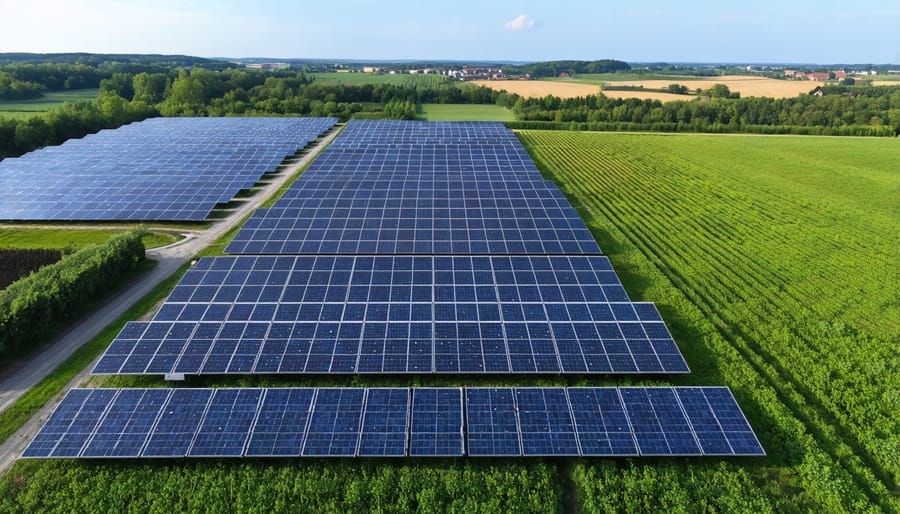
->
[0,230,145,356]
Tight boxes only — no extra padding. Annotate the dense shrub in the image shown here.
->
[0,231,145,356]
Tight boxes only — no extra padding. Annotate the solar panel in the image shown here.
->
[23,387,764,458]
[93,255,688,376]
[188,388,261,457]
[620,388,702,455]
[677,387,765,455]
[301,388,366,457]
[22,389,117,458]
[357,388,410,457]
[244,388,314,456]
[465,388,521,456]
[409,388,464,456]
[81,389,171,458]
[566,388,639,456]
[0,117,337,221]
[515,388,580,456]
[142,389,213,457]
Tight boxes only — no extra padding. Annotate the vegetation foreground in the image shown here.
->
[1,133,897,512]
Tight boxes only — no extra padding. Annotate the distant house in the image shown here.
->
[810,86,825,97]
[834,71,847,79]
[806,72,830,81]
[245,63,288,70]
[559,72,571,78]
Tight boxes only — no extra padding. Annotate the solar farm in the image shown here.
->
[0,117,337,221]
[22,120,763,460]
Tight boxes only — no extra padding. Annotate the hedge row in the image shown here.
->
[0,231,145,356]
[503,120,897,137]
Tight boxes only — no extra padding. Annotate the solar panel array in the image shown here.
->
[0,117,336,221]
[226,120,600,255]
[93,255,688,375]
[25,120,763,460]
[23,387,764,458]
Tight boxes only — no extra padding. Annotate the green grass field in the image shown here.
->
[0,228,181,250]
[418,103,514,121]
[0,89,99,119]
[311,72,448,88]
[1,132,898,512]
[519,131,899,512]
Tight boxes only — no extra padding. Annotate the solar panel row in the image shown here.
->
[225,120,599,255]
[23,387,763,459]
[0,117,337,221]
[92,255,689,375]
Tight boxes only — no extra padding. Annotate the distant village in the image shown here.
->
[243,62,898,83]
[782,69,891,81]
[245,63,511,80]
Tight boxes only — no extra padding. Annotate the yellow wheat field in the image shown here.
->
[475,75,821,102]
[603,75,817,99]
[470,80,600,99]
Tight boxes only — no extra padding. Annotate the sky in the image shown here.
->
[0,0,897,64]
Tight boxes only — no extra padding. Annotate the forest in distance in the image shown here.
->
[0,56,898,159]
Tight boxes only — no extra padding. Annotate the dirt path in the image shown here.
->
[0,125,342,475]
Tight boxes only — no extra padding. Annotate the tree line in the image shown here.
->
[1,62,898,159]
[0,67,505,158]
[508,85,900,135]
[503,59,631,78]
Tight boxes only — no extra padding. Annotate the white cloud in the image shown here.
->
[505,14,536,31]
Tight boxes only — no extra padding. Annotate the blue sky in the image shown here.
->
[1,0,897,63]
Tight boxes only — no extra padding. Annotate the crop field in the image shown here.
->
[599,76,817,98]
[0,89,99,119]
[310,72,448,89]
[418,103,514,121]
[1,132,898,512]
[481,75,819,101]
[518,131,899,511]
[470,79,601,99]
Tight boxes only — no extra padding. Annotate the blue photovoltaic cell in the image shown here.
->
[81,389,172,458]
[245,388,315,457]
[678,387,765,455]
[22,387,764,458]
[0,117,336,222]
[22,389,117,458]
[357,388,410,457]
[515,388,580,456]
[409,388,464,457]
[302,389,366,457]
[188,389,262,457]
[465,388,521,456]
[566,388,638,456]
[142,389,213,457]
[620,388,700,455]
[94,255,689,376]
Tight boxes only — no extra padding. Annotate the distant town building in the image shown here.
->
[245,63,289,70]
